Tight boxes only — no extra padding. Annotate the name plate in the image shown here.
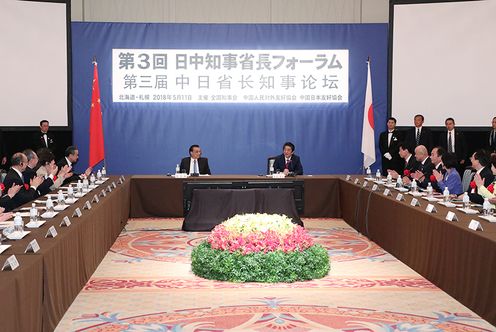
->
[92,194,100,204]
[72,207,83,218]
[395,193,405,201]
[45,226,58,238]
[362,181,368,188]
[426,204,437,213]
[25,239,40,253]
[118,176,125,183]
[60,216,71,227]
[2,255,20,271]
[113,181,118,188]
[383,189,391,196]
[99,189,107,198]
[410,198,420,207]
[354,178,360,185]
[345,175,351,181]
[468,220,483,231]
[445,211,459,222]
[106,185,113,193]
[83,201,92,210]
[371,184,378,191]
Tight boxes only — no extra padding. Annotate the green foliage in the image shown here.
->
[191,242,330,283]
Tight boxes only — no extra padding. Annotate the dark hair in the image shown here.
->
[11,152,25,166]
[283,142,295,152]
[22,149,36,161]
[37,148,55,166]
[387,117,397,123]
[65,145,78,157]
[432,146,445,158]
[473,149,490,167]
[414,114,424,121]
[398,142,412,153]
[445,117,455,124]
[189,144,200,153]
[40,120,49,126]
[442,152,458,169]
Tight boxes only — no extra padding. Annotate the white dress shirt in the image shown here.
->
[189,158,199,175]
[447,129,455,153]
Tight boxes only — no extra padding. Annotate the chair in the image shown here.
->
[266,156,278,175]
[461,168,475,193]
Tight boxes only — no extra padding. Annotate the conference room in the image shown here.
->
[0,0,495,331]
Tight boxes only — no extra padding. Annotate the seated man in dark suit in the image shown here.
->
[2,152,44,210]
[273,142,303,175]
[57,145,92,185]
[404,114,433,152]
[408,145,434,188]
[388,142,419,180]
[462,149,495,204]
[430,146,446,173]
[179,145,211,175]
[22,149,57,196]
[0,183,22,212]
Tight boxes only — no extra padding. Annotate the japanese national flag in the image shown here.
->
[361,59,376,169]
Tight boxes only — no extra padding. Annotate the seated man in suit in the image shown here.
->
[388,142,419,180]
[273,142,303,175]
[407,145,434,188]
[179,145,211,175]
[461,149,495,204]
[0,183,22,212]
[22,149,57,195]
[404,114,433,152]
[2,152,44,210]
[430,146,446,173]
[57,146,92,185]
[379,117,403,176]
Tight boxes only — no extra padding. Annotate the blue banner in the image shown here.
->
[71,23,388,175]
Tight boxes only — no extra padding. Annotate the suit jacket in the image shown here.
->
[468,166,495,204]
[179,157,211,175]
[379,129,403,174]
[0,195,15,212]
[273,154,303,175]
[2,168,40,209]
[402,155,420,178]
[438,130,467,162]
[22,166,53,196]
[33,131,56,153]
[57,158,80,185]
[488,129,496,153]
[416,158,434,188]
[405,127,433,152]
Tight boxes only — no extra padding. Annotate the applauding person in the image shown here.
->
[431,152,463,196]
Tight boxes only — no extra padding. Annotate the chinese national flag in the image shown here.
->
[89,61,105,167]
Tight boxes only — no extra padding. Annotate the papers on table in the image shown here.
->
[479,215,496,223]
[0,245,11,254]
[7,230,30,240]
[25,220,46,229]
[457,208,479,215]
[53,204,68,211]
[438,201,459,208]
[422,196,442,202]
[41,211,58,219]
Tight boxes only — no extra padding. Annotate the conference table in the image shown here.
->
[1,174,495,331]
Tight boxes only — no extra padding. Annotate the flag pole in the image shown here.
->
[363,56,370,175]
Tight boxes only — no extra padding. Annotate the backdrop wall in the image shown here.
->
[71,23,388,175]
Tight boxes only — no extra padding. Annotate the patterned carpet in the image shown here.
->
[55,218,495,331]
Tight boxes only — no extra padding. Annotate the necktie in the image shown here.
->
[43,134,48,147]
[448,132,453,153]
[285,159,290,169]
[416,128,420,146]
[193,159,198,174]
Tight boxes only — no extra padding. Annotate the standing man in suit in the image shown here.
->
[488,117,496,153]
[0,128,7,171]
[57,146,92,185]
[463,149,494,204]
[405,114,433,152]
[379,117,403,175]
[2,152,44,209]
[273,142,303,175]
[438,118,467,173]
[179,145,211,175]
[33,120,56,154]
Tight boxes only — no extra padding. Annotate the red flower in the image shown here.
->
[430,175,437,183]
[403,170,411,177]
[0,183,4,192]
[470,181,476,189]
[53,176,57,181]
[24,183,30,190]
[488,183,494,193]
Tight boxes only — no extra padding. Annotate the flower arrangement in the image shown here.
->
[191,213,330,283]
